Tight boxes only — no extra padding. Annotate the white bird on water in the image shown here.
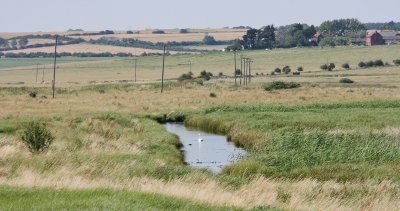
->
[198,133,204,142]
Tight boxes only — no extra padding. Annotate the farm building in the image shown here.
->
[366,31,385,46]
[379,31,400,44]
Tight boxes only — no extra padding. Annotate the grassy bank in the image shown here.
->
[185,100,400,182]
[0,186,243,211]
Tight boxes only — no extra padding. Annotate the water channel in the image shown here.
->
[164,122,247,173]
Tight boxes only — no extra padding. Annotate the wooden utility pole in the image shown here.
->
[134,58,137,82]
[161,45,166,93]
[189,60,192,73]
[52,35,58,99]
[41,65,45,83]
[35,64,39,83]
[234,51,237,86]
[244,58,248,86]
[248,59,252,83]
[240,54,243,86]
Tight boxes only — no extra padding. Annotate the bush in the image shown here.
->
[320,64,328,70]
[366,60,374,67]
[264,81,301,91]
[179,29,189,33]
[297,67,303,72]
[339,78,354,83]
[342,63,350,69]
[152,30,165,34]
[282,66,291,74]
[373,59,384,67]
[19,121,54,154]
[328,63,335,71]
[358,61,366,68]
[178,72,193,81]
[394,59,400,65]
[199,70,213,81]
[209,92,217,98]
[274,68,282,73]
[29,90,37,98]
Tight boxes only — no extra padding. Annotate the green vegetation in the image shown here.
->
[0,186,240,211]
[339,78,354,83]
[264,81,301,91]
[186,100,400,182]
[19,121,54,154]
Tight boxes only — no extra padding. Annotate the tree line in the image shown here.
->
[227,19,400,51]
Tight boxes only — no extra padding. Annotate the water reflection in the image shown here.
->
[165,122,247,173]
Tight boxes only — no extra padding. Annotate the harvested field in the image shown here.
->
[2,43,180,55]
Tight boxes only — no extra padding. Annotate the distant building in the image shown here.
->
[366,31,385,46]
[309,32,324,43]
[379,31,400,44]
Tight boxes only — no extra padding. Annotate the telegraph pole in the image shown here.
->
[240,54,243,86]
[161,45,166,93]
[41,65,45,83]
[134,58,137,83]
[52,35,58,99]
[234,51,237,86]
[36,64,39,83]
[248,59,252,83]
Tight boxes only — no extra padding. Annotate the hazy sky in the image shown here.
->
[1,0,399,32]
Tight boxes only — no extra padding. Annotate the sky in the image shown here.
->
[1,0,399,32]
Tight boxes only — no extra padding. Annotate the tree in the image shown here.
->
[179,29,189,33]
[10,39,17,49]
[19,37,28,47]
[203,35,217,45]
[0,37,7,47]
[226,39,243,51]
[319,18,366,36]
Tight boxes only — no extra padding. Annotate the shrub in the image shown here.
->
[366,60,374,67]
[342,63,350,69]
[373,59,384,67]
[29,90,37,98]
[179,29,189,33]
[274,68,282,73]
[320,64,328,70]
[282,66,291,74]
[339,78,354,83]
[358,61,366,68]
[19,121,54,154]
[199,70,213,81]
[264,81,301,91]
[178,72,193,81]
[209,92,217,98]
[270,71,276,75]
[297,67,303,72]
[394,59,400,65]
[328,63,335,71]
[152,30,165,34]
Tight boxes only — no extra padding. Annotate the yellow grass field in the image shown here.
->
[3,43,179,55]
[69,31,245,42]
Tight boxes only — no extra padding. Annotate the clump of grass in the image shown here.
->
[339,78,354,83]
[29,90,37,98]
[19,121,54,154]
[209,92,217,98]
[276,188,291,203]
[264,81,300,91]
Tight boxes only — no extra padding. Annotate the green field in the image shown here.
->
[1,45,400,85]
[0,186,247,211]
[0,57,110,69]
[2,45,400,210]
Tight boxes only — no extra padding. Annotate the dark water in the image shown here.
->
[164,122,247,173]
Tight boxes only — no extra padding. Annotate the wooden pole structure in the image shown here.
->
[134,58,137,83]
[41,65,45,83]
[35,64,39,83]
[189,60,192,73]
[248,59,252,83]
[234,51,237,86]
[161,45,166,93]
[52,35,58,99]
[243,58,247,86]
[240,54,243,86]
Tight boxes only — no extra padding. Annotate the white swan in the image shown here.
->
[198,133,204,142]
